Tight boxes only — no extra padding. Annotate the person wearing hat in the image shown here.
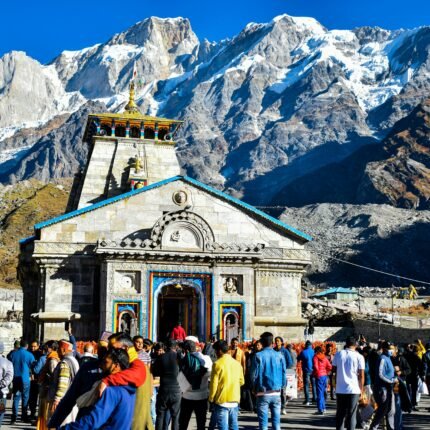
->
[0,341,14,428]
[47,340,80,425]
[178,338,213,430]
[332,336,365,430]
[369,341,397,430]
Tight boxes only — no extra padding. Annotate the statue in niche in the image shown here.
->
[224,277,238,294]
[120,312,137,337]
[225,313,239,344]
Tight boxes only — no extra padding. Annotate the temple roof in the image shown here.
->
[30,176,312,243]
[87,111,183,125]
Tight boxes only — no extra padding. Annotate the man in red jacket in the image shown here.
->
[170,322,186,341]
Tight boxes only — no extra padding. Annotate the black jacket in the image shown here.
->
[152,349,180,393]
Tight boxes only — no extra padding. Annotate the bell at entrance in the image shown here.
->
[157,284,199,341]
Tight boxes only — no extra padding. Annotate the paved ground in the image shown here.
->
[2,396,430,429]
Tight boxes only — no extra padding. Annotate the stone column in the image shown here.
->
[126,121,130,138]
[140,121,145,139]
[154,123,159,140]
[111,120,116,137]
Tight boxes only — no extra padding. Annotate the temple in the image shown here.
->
[19,82,312,343]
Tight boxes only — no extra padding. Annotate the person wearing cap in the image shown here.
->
[9,339,36,424]
[178,338,212,430]
[332,336,365,430]
[47,340,80,425]
[0,341,14,428]
[369,341,397,430]
[209,340,244,430]
[152,339,181,430]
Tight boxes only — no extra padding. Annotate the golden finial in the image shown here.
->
[124,81,140,114]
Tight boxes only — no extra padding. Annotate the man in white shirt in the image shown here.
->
[332,337,365,430]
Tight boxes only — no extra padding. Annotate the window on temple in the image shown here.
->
[116,125,126,137]
[158,128,169,141]
[144,127,155,139]
[130,127,140,138]
[100,125,111,136]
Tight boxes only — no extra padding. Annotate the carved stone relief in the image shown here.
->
[114,271,141,294]
[172,190,188,206]
[221,275,243,295]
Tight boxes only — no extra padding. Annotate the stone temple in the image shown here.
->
[19,83,312,343]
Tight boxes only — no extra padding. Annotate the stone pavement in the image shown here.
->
[2,396,430,429]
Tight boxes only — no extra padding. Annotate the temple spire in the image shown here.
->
[124,81,140,114]
[124,62,141,114]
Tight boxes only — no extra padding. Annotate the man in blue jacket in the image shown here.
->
[61,348,136,430]
[369,341,396,430]
[251,332,286,430]
[9,339,35,424]
[297,340,316,405]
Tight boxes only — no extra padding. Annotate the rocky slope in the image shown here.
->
[1,15,430,202]
[272,98,430,209]
[282,203,430,288]
[361,98,430,209]
[0,180,70,288]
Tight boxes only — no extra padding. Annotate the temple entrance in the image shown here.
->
[157,283,200,341]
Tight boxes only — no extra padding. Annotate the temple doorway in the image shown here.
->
[157,283,200,341]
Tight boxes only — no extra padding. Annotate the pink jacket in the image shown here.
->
[313,353,332,378]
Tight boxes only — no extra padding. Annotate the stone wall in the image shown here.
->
[353,318,430,344]
[0,288,24,351]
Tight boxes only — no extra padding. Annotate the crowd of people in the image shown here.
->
[297,336,430,430]
[0,328,429,430]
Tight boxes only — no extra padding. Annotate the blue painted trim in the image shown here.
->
[311,287,358,297]
[33,175,311,242]
[218,301,247,341]
[211,276,215,338]
[149,270,212,341]
[19,235,36,245]
[112,299,143,334]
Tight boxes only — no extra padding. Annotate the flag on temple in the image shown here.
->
[132,61,138,81]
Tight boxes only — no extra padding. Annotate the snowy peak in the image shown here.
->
[1,14,430,200]
[0,51,84,128]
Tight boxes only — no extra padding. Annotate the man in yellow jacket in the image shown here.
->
[209,340,244,430]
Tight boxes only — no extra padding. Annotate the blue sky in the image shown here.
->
[1,0,429,63]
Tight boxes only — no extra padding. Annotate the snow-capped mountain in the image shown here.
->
[1,15,430,204]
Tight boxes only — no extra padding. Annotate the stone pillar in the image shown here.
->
[95,118,101,135]
[126,121,130,138]
[154,123,159,140]
[111,120,116,137]
[140,121,145,139]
